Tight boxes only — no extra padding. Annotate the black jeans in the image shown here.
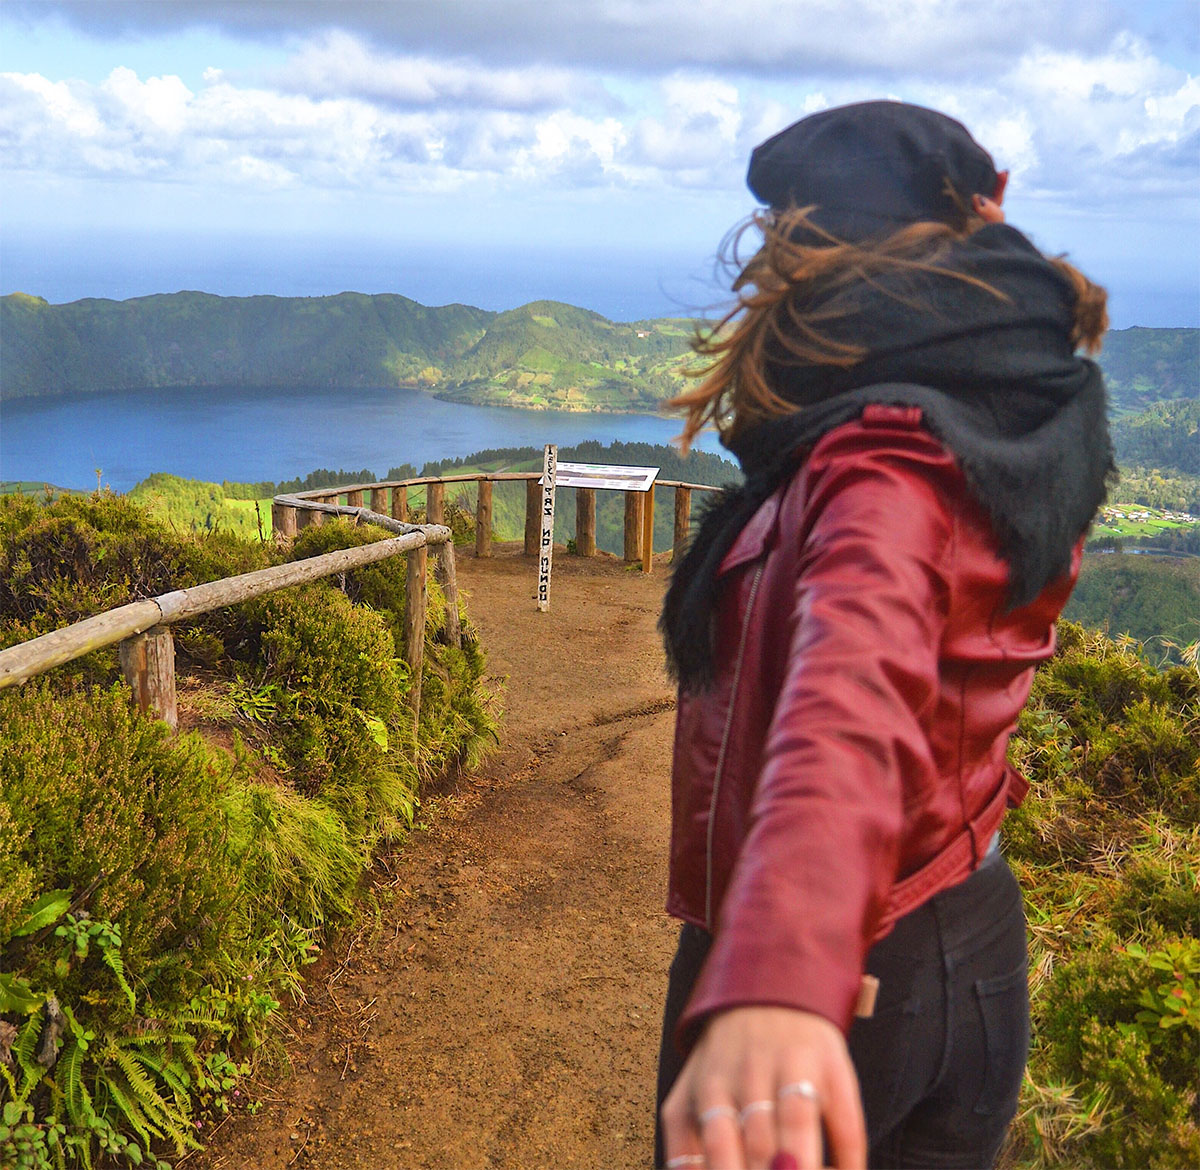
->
[655,849,1029,1169]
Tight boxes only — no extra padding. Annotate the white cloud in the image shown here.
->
[10,0,1127,77]
[0,24,1195,217]
[274,31,594,111]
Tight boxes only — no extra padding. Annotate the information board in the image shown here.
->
[542,462,659,493]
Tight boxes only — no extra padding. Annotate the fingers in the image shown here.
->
[818,1052,867,1168]
[662,1078,820,1170]
[776,1079,823,1170]
[738,1096,777,1169]
[660,1007,868,1170]
[661,1080,742,1170]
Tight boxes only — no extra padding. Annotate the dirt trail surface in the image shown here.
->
[193,546,681,1169]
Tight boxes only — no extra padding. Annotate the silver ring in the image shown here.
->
[780,1079,820,1103]
[739,1099,775,1123]
[697,1104,738,1126]
[666,1158,706,1168]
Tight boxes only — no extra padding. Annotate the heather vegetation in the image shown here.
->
[1002,623,1199,1168]
[0,491,496,1168]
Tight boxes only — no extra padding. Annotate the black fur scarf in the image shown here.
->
[661,224,1115,690]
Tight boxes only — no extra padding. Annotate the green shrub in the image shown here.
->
[0,684,240,1002]
[1003,623,1199,1167]
[0,495,497,1167]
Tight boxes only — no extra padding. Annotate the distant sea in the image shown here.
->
[0,385,730,494]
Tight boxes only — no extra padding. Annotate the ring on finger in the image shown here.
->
[697,1104,738,1126]
[779,1079,820,1103]
[666,1157,706,1168]
[739,1099,775,1124]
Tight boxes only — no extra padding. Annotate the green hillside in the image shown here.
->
[1065,554,1200,660]
[0,291,492,399]
[1097,326,1199,415]
[1109,467,1200,515]
[6,290,1193,419]
[1111,398,1200,475]
[436,302,693,412]
[0,291,692,412]
[127,473,273,540]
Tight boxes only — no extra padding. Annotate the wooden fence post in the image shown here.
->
[119,627,177,730]
[427,482,445,526]
[576,488,596,556]
[296,506,319,529]
[475,479,493,557]
[641,487,655,573]
[524,479,540,555]
[673,486,692,562]
[370,487,387,514]
[346,489,364,508]
[392,486,410,524]
[271,502,298,539]
[405,545,428,727]
[438,541,462,650]
[624,493,643,563]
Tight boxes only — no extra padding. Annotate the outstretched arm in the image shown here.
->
[662,432,958,1167]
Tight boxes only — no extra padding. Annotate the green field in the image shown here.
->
[1091,503,1200,540]
[0,481,81,499]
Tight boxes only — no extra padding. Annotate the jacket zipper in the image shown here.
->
[704,560,766,929]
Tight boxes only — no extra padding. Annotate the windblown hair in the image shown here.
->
[670,206,1109,451]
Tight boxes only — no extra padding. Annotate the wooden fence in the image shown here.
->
[271,473,721,573]
[0,501,456,731]
[0,469,723,732]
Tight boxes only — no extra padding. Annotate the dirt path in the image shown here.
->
[194,546,680,1169]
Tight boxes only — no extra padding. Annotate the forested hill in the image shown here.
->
[1095,326,1198,414]
[1,290,1194,416]
[0,291,692,411]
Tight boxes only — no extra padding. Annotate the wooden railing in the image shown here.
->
[0,503,456,731]
[0,469,726,730]
[271,473,723,572]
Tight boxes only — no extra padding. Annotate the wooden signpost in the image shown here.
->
[537,456,661,607]
[537,445,557,612]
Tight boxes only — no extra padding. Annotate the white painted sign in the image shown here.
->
[542,462,659,493]
[537,445,557,612]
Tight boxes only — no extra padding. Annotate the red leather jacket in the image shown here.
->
[667,404,1080,1043]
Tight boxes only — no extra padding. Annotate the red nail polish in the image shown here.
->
[770,1153,799,1170]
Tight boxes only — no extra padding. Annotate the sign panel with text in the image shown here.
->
[541,462,659,493]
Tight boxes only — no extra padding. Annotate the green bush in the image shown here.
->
[1003,623,1200,1168]
[0,494,497,1167]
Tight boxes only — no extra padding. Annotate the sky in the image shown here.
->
[1,0,1198,325]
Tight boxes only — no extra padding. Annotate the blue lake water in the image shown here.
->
[0,385,729,493]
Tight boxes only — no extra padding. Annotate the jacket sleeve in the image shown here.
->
[678,432,957,1039]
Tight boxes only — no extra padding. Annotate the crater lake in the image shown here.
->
[0,385,729,492]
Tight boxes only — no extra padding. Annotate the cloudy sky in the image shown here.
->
[2,0,1197,325]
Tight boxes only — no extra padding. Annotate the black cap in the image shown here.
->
[747,100,1000,241]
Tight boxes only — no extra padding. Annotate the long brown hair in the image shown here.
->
[670,206,1109,451]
